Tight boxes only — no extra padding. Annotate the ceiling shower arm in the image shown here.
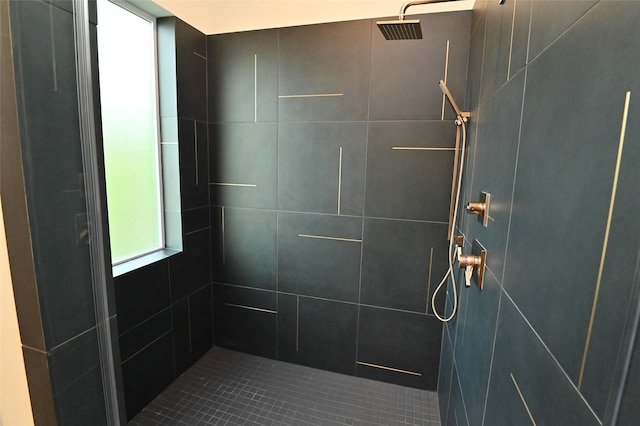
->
[398,0,453,20]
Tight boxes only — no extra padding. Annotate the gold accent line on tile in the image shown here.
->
[210,182,257,187]
[510,373,537,425]
[453,410,459,426]
[579,90,631,389]
[49,4,58,92]
[441,40,450,120]
[121,330,172,364]
[185,226,209,236]
[356,361,422,376]
[193,51,207,60]
[278,93,344,98]
[392,147,456,151]
[298,234,362,243]
[221,206,226,265]
[224,303,277,314]
[338,146,343,215]
[194,120,199,186]
[507,0,517,80]
[426,247,434,314]
[296,296,300,352]
[254,54,258,122]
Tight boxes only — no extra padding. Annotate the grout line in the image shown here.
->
[254,53,257,122]
[192,51,206,60]
[510,373,537,425]
[441,40,450,120]
[224,303,277,314]
[121,330,172,365]
[278,93,343,98]
[185,226,209,236]
[579,91,631,389]
[298,234,362,243]
[338,146,343,215]
[426,247,434,314]
[356,361,422,376]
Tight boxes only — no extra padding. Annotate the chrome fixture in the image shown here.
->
[466,191,491,227]
[459,240,487,289]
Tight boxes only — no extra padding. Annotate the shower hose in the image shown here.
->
[431,119,467,322]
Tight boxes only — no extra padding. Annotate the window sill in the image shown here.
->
[112,248,180,277]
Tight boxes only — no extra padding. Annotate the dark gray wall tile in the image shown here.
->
[446,365,470,426]
[356,306,441,390]
[617,326,640,426]
[465,72,525,280]
[508,0,531,79]
[211,207,277,290]
[173,285,213,376]
[484,297,600,426]
[452,272,501,425]
[438,329,455,426]
[121,331,175,421]
[178,119,209,209]
[369,12,471,121]
[504,0,640,384]
[278,122,366,215]
[169,228,210,301]
[115,260,171,333]
[278,294,357,376]
[181,206,209,234]
[49,329,108,426]
[278,20,370,122]
[209,122,277,209]
[528,0,597,62]
[278,212,362,302]
[361,218,448,313]
[365,121,457,221]
[208,29,278,123]
[119,309,172,363]
[175,19,207,122]
[213,284,277,359]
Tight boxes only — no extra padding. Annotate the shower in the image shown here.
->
[376,0,462,40]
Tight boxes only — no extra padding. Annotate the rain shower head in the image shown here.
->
[376,0,453,40]
[377,19,422,40]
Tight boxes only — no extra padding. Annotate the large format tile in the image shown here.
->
[369,12,471,121]
[465,72,525,281]
[483,296,600,426]
[503,0,640,386]
[175,19,206,122]
[211,207,277,290]
[278,122,366,215]
[169,228,210,301]
[208,29,278,123]
[178,119,208,209]
[209,122,277,209]
[278,212,362,302]
[360,218,449,313]
[115,260,171,334]
[173,284,213,375]
[356,306,441,390]
[213,284,277,359]
[278,19,370,122]
[365,121,457,222]
[278,294,358,376]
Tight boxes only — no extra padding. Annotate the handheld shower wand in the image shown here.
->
[431,80,470,323]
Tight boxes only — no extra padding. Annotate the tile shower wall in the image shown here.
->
[4,0,126,424]
[208,12,471,391]
[438,1,640,425]
[112,18,213,421]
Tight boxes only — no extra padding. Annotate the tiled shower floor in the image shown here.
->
[130,347,441,425]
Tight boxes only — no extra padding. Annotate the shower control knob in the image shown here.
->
[466,202,485,215]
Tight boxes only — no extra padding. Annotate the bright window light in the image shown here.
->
[97,0,164,264]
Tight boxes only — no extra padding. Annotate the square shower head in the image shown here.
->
[376,20,422,40]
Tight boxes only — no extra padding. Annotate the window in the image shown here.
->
[97,0,164,264]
